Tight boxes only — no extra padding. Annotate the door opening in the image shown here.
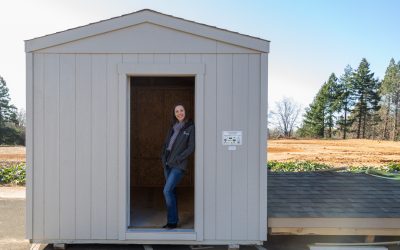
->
[129,76,195,229]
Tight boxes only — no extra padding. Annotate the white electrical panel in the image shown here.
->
[222,131,242,146]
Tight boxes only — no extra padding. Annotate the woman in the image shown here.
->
[161,104,195,229]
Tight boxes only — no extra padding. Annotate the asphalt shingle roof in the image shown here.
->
[268,172,400,218]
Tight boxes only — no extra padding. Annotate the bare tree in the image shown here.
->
[16,108,26,127]
[269,97,302,137]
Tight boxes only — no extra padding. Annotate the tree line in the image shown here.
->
[297,58,400,140]
[0,76,25,145]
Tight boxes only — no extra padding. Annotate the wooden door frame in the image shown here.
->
[117,63,205,241]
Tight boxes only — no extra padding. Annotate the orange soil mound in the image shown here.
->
[267,139,400,167]
[0,147,26,162]
[1,140,399,168]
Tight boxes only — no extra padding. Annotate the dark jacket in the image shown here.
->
[161,120,195,172]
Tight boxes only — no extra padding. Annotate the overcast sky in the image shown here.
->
[1,0,399,114]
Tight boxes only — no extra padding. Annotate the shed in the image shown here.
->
[25,9,269,247]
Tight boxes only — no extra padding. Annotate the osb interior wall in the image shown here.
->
[130,76,195,187]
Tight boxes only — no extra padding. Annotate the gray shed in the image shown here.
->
[25,9,269,247]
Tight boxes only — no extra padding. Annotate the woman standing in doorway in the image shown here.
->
[161,104,195,229]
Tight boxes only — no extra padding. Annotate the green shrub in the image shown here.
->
[0,163,26,185]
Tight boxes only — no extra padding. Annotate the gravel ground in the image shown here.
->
[268,139,400,167]
[0,187,30,250]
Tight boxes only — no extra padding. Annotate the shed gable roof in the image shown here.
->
[25,9,270,53]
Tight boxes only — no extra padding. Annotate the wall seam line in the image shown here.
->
[230,54,233,239]
[42,54,46,239]
[58,54,61,239]
[105,54,109,239]
[90,55,93,239]
[74,54,77,239]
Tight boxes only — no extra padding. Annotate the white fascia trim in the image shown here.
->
[25,10,269,53]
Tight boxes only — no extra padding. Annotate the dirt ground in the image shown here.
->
[2,140,400,168]
[0,146,25,163]
[268,139,400,167]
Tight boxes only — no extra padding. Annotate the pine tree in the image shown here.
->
[336,65,355,139]
[0,76,19,144]
[395,61,400,140]
[380,59,400,140]
[350,58,381,139]
[300,76,337,138]
[324,73,340,138]
[300,97,325,138]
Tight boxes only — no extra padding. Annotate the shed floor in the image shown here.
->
[129,186,194,229]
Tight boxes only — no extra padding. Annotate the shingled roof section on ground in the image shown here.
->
[268,172,400,218]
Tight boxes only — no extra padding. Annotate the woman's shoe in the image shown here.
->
[162,223,177,229]
[167,223,177,229]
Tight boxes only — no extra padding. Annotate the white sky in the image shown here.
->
[1,0,398,116]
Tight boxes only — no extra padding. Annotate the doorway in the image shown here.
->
[129,76,195,229]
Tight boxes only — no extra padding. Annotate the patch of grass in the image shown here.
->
[267,160,332,172]
[343,164,398,173]
[387,162,400,172]
[268,160,400,181]
[0,163,26,185]
[365,168,400,180]
[345,165,375,173]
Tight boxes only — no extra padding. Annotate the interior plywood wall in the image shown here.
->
[130,76,195,187]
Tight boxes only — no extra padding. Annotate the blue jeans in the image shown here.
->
[163,166,184,224]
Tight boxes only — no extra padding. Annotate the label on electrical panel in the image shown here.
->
[222,131,242,145]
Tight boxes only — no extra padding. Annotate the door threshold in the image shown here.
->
[125,228,196,240]
[127,227,195,233]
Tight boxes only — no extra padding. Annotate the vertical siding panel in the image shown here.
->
[118,72,128,240]
[169,54,185,63]
[43,53,60,239]
[75,54,92,239]
[154,54,170,63]
[202,54,217,240]
[91,54,108,239]
[138,54,154,63]
[106,54,122,239]
[185,54,202,63]
[232,54,248,239]
[26,52,33,239]
[123,54,138,63]
[33,53,44,240]
[247,54,261,240]
[59,54,76,239]
[195,69,205,242]
[215,54,232,240]
[259,53,268,241]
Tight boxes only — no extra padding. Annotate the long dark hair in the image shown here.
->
[171,103,189,125]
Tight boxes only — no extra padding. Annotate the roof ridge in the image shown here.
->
[26,8,270,43]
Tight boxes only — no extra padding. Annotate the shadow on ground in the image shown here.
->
[37,236,400,250]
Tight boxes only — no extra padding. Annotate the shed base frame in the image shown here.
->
[268,218,400,236]
[30,239,264,246]
[53,243,66,249]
